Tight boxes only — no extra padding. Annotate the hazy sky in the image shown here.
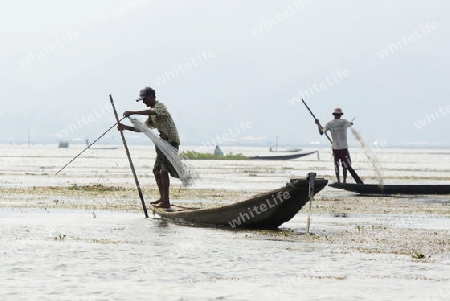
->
[1,0,449,147]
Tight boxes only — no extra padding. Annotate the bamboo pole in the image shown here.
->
[301,99,332,144]
[110,94,149,218]
[306,172,316,234]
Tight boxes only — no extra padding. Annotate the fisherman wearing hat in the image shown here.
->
[118,86,180,208]
[315,108,363,184]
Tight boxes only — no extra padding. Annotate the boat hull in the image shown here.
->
[329,182,450,195]
[248,151,317,160]
[150,177,328,229]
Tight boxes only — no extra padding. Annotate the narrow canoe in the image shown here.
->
[269,147,302,152]
[150,176,328,229]
[329,182,450,195]
[248,151,318,160]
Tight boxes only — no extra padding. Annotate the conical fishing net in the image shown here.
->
[351,127,384,187]
[130,118,197,187]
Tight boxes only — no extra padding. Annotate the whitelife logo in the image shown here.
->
[376,22,439,59]
[152,50,215,87]
[228,191,291,228]
[19,31,81,68]
[116,0,149,16]
[55,103,112,138]
[288,69,350,105]
[250,0,312,35]
[414,105,450,129]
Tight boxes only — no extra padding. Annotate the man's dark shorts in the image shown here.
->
[154,142,180,178]
[333,148,351,168]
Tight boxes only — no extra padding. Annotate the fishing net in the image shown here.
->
[351,128,384,187]
[130,118,197,187]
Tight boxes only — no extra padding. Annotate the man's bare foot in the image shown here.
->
[155,202,170,209]
[150,199,162,205]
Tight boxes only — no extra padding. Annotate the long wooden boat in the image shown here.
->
[248,151,318,160]
[150,177,328,229]
[329,182,450,195]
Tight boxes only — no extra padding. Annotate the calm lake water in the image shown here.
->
[1,144,449,300]
[1,144,449,189]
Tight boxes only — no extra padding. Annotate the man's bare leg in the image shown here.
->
[343,168,348,183]
[157,170,171,208]
[151,169,163,205]
[335,163,341,183]
[343,158,363,184]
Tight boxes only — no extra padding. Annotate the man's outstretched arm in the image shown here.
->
[118,123,138,132]
[123,110,156,117]
[315,119,324,135]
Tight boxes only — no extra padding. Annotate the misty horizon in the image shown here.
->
[1,1,449,148]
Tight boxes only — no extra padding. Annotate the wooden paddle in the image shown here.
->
[110,94,149,218]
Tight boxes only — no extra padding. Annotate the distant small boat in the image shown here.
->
[329,182,450,195]
[269,136,301,152]
[180,151,317,160]
[249,151,318,160]
[58,141,69,148]
[269,147,302,152]
[150,176,328,229]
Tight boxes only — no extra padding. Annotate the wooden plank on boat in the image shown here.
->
[329,182,450,195]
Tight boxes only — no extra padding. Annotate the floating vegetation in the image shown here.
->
[180,151,249,160]
[333,213,348,218]
[412,253,426,259]
[282,230,295,237]
[54,234,66,241]
[68,184,125,192]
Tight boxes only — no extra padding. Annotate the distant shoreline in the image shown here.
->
[0,142,449,150]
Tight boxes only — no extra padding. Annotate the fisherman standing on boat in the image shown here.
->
[315,108,363,184]
[118,86,180,208]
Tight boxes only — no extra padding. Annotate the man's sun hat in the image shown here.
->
[332,108,344,115]
[136,86,155,102]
